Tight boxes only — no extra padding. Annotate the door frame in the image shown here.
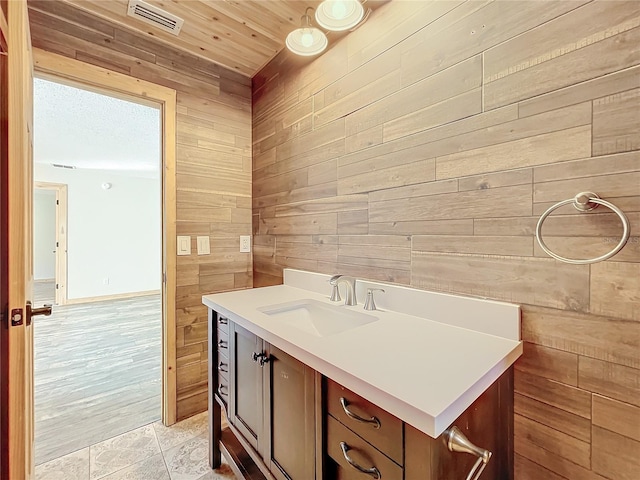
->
[32,48,178,425]
[33,181,67,306]
[1,5,11,477]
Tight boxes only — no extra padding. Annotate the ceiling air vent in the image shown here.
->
[126,0,184,36]
[52,163,76,169]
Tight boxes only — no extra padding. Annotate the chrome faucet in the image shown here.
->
[329,275,357,306]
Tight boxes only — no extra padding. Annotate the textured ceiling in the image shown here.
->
[33,77,162,177]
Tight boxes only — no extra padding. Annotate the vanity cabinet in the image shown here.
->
[212,315,318,480]
[209,311,513,480]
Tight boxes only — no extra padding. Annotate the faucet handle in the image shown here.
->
[328,276,342,302]
[363,288,385,311]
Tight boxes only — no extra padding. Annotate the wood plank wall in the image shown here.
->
[252,1,640,478]
[28,0,253,420]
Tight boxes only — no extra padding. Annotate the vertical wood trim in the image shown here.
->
[7,0,33,477]
[314,372,324,480]
[162,88,177,426]
[0,6,7,52]
[34,181,68,306]
[32,48,179,426]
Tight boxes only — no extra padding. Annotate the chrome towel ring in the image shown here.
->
[535,191,630,265]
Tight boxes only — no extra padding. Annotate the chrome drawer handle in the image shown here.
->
[217,340,227,349]
[218,361,228,373]
[217,384,228,396]
[218,317,228,325]
[340,397,381,429]
[339,442,381,479]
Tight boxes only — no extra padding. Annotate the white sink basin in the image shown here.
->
[257,299,377,337]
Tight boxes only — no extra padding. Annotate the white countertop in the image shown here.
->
[203,270,522,438]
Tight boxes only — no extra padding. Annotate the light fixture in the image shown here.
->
[101,182,112,190]
[286,7,328,56]
[315,0,364,31]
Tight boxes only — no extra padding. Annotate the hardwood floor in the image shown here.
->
[34,293,162,465]
[33,279,55,305]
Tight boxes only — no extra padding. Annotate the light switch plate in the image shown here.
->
[240,235,251,253]
[177,236,190,256]
[197,236,210,255]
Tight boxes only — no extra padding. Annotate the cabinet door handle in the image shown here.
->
[218,340,228,349]
[217,384,228,396]
[340,397,381,429]
[251,352,271,366]
[339,442,381,479]
[218,361,228,373]
[218,317,228,325]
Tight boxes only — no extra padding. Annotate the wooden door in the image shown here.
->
[0,4,8,475]
[263,343,316,480]
[1,0,35,478]
[228,322,263,453]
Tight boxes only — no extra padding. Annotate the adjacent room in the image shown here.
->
[32,78,163,464]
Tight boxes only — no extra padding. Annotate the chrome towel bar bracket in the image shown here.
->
[535,191,630,265]
[445,426,492,480]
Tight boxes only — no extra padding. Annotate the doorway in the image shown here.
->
[33,76,162,464]
[33,182,67,306]
[2,46,177,477]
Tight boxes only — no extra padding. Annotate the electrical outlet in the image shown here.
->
[240,235,251,253]
[103,278,110,285]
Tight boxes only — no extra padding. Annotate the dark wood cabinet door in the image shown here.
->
[264,344,316,480]
[229,321,264,453]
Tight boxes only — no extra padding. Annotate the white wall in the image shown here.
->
[34,164,161,300]
[33,189,56,280]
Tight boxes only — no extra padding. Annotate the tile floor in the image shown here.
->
[35,412,238,480]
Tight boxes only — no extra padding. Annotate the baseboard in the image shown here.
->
[65,289,161,305]
[220,428,268,480]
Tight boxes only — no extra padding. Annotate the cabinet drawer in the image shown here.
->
[327,378,403,465]
[217,328,229,353]
[217,350,229,382]
[217,314,230,333]
[216,374,229,405]
[327,415,402,480]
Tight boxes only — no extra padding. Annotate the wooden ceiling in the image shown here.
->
[56,0,328,77]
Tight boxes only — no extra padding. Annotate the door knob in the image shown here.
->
[26,301,52,326]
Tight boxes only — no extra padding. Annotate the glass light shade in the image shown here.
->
[286,27,328,56]
[315,0,364,31]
